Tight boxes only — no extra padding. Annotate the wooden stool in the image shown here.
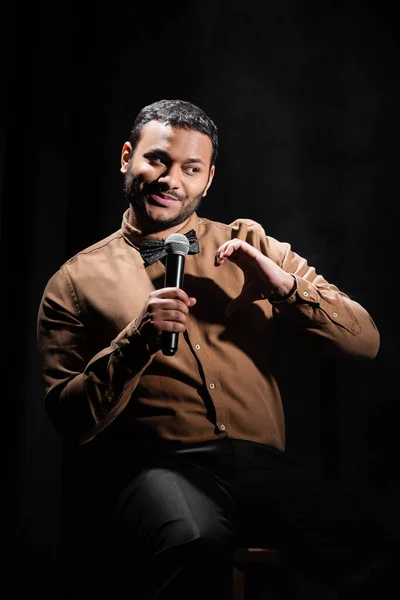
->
[232,547,282,600]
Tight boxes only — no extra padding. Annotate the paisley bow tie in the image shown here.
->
[139,229,200,267]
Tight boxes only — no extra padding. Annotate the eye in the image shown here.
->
[185,165,201,175]
[148,156,165,166]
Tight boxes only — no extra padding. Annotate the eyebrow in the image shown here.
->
[185,157,205,165]
[144,149,205,166]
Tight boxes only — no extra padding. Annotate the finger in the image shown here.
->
[216,240,242,257]
[149,310,188,333]
[215,244,239,265]
[217,242,262,267]
[148,297,191,316]
[215,240,254,265]
[215,247,246,267]
[160,308,189,324]
[160,320,188,333]
[216,238,240,253]
[217,239,261,257]
[151,287,192,305]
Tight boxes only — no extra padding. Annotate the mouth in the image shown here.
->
[149,194,179,207]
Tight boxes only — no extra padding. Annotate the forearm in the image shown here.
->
[270,274,380,359]
[38,267,157,443]
[53,326,153,444]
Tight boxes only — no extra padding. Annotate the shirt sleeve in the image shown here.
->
[36,265,153,444]
[262,234,380,359]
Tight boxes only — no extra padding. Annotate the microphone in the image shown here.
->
[161,233,190,356]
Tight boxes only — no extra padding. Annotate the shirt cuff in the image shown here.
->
[269,274,321,306]
[268,274,298,305]
[111,319,153,363]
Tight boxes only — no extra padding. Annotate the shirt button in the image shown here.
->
[220,424,226,430]
[209,383,215,389]
[303,291,309,297]
[195,344,201,350]
[332,312,338,317]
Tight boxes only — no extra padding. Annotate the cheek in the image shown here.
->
[189,178,209,198]
[132,160,157,182]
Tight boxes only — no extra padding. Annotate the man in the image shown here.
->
[37,99,391,599]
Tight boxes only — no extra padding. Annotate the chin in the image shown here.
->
[141,211,181,233]
[148,209,180,223]
[145,203,181,220]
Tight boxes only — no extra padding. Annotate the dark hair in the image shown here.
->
[128,99,218,166]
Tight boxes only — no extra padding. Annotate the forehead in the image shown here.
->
[136,120,213,164]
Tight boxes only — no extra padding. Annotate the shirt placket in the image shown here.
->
[185,317,229,435]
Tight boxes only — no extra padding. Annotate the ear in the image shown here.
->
[202,165,215,197]
[120,142,132,174]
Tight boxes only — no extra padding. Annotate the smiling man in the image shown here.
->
[122,119,215,235]
[37,99,394,600]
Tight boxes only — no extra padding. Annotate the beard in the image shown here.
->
[123,170,205,234]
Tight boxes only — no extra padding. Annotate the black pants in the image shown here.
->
[108,439,394,600]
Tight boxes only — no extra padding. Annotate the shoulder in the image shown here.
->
[44,229,126,289]
[197,215,281,247]
[65,229,124,265]
[197,215,266,238]
[196,214,292,264]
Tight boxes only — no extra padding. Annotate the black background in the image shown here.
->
[2,1,399,598]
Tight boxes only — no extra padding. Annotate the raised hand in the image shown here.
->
[215,239,295,314]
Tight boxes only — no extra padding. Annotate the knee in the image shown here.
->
[154,518,233,559]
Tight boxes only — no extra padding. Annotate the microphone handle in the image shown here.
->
[161,254,186,356]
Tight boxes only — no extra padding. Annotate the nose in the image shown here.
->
[158,164,180,189]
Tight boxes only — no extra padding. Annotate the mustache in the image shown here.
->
[124,173,186,203]
[140,180,185,202]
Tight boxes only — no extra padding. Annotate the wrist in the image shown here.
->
[268,274,297,302]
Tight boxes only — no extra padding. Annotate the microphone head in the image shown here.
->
[164,233,190,256]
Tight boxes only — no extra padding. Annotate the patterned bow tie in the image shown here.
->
[139,229,200,267]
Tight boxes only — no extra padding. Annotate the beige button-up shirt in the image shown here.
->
[36,210,380,448]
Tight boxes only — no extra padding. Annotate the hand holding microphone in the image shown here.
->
[161,233,192,355]
[134,233,196,356]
